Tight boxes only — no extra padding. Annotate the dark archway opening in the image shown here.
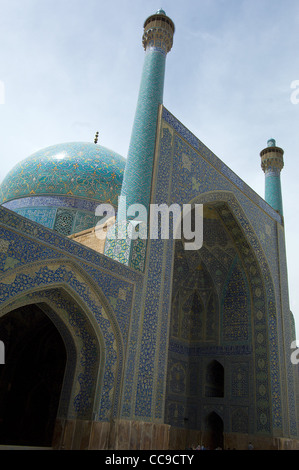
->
[205,360,224,398]
[204,412,224,450]
[0,304,66,447]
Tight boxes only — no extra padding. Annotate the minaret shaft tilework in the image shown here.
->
[118,51,166,219]
[265,171,283,216]
[104,11,175,271]
[260,139,284,217]
[118,10,174,221]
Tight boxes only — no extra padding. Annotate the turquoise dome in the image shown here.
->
[156,8,166,16]
[0,142,125,207]
[156,8,166,15]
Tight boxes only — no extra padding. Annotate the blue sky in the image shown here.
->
[1,0,299,336]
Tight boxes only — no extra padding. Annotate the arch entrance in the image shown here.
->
[166,196,277,446]
[203,412,224,450]
[0,304,67,447]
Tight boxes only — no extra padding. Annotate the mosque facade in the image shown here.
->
[0,10,298,450]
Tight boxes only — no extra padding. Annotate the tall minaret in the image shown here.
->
[117,9,175,221]
[260,138,284,217]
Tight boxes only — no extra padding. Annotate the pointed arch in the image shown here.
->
[0,304,67,446]
[204,411,224,449]
[166,191,282,436]
[0,259,124,424]
[182,191,281,434]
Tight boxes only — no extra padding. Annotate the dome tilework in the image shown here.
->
[0,142,125,207]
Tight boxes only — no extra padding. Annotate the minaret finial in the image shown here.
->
[94,131,99,144]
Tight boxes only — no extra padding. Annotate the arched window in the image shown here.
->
[205,360,224,397]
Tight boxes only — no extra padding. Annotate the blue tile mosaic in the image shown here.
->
[0,142,125,235]
[0,8,297,448]
[0,142,125,206]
